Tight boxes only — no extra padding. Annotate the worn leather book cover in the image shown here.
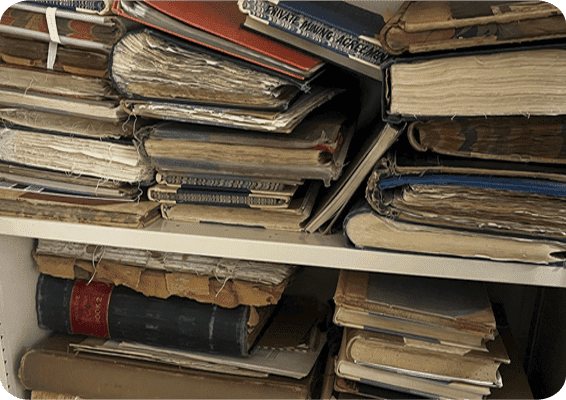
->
[19,334,320,399]
[381,1,566,55]
[35,274,272,356]
[407,116,566,165]
[0,33,109,77]
[112,1,323,81]
[333,270,496,342]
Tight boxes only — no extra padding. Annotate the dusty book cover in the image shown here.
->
[380,1,566,55]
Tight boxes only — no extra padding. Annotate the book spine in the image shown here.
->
[239,0,386,67]
[35,274,251,356]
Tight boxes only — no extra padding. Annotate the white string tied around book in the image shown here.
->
[213,259,238,297]
[88,244,107,285]
[45,7,62,71]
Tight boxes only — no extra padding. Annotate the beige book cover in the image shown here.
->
[333,270,496,339]
[381,1,566,55]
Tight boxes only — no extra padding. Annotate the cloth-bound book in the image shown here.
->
[36,274,274,356]
[380,1,566,55]
[333,270,496,351]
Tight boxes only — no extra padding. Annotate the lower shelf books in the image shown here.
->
[18,334,322,399]
[35,274,272,357]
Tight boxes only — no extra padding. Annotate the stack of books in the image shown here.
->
[20,238,330,399]
[0,2,159,228]
[329,270,510,399]
[104,1,361,232]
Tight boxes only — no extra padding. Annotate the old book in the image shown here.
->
[333,270,496,350]
[36,274,274,356]
[122,85,342,134]
[363,150,566,258]
[0,124,153,183]
[0,187,160,228]
[380,1,566,55]
[19,334,321,399]
[110,29,306,110]
[35,238,298,286]
[0,162,140,199]
[0,87,126,121]
[112,1,324,81]
[383,43,566,122]
[334,329,493,399]
[0,62,118,100]
[33,252,292,309]
[238,0,403,80]
[304,120,404,233]
[161,181,320,232]
[69,295,327,380]
[138,106,348,171]
[407,116,566,165]
[0,33,109,77]
[0,106,134,139]
[341,327,510,387]
[344,200,566,266]
[0,3,127,52]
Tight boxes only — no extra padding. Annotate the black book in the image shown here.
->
[36,274,272,357]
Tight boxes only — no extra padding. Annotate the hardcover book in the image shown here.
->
[343,200,566,265]
[340,327,509,387]
[362,149,566,260]
[333,269,496,350]
[161,181,320,232]
[334,329,493,399]
[380,1,566,55]
[383,43,566,122]
[238,0,403,80]
[0,187,160,228]
[0,3,127,52]
[406,116,566,165]
[121,85,341,134]
[18,334,321,399]
[156,172,303,191]
[0,33,109,77]
[112,0,324,81]
[0,106,135,139]
[0,124,153,183]
[0,162,140,199]
[35,274,273,356]
[110,29,306,110]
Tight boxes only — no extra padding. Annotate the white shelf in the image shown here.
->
[0,216,564,288]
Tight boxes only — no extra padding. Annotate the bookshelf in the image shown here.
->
[0,216,565,398]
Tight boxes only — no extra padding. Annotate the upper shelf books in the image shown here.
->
[238,0,566,81]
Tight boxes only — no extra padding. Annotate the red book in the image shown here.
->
[112,1,324,81]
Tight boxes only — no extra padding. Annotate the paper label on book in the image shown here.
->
[70,280,113,338]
